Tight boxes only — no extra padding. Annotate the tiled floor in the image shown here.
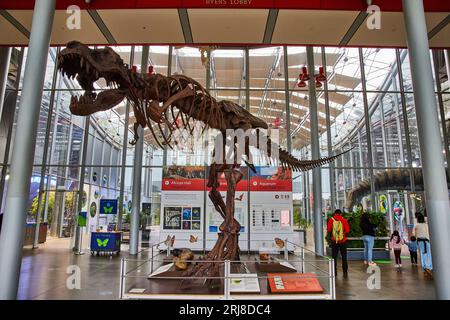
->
[17,237,436,300]
[334,259,435,300]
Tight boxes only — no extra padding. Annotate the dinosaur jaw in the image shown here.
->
[69,89,127,116]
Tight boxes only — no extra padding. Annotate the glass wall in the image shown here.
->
[0,45,449,242]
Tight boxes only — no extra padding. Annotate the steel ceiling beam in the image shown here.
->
[339,11,369,46]
[263,9,279,44]
[0,9,30,39]
[87,9,117,44]
[178,9,193,44]
[428,14,450,40]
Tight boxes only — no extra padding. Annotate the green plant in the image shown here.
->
[30,192,75,226]
[297,216,311,230]
[293,205,310,230]
[30,193,54,223]
[124,211,131,224]
[325,211,388,248]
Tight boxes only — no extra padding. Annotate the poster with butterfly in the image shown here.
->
[100,199,118,215]
[160,166,205,249]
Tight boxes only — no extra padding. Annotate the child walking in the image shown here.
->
[406,236,418,266]
[390,230,404,268]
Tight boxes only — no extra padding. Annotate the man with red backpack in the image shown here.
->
[327,209,350,277]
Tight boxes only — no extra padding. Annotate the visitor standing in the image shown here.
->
[406,236,418,266]
[327,209,350,277]
[390,230,404,268]
[360,211,377,266]
[414,214,433,278]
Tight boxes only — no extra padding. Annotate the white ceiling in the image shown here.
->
[272,10,359,45]
[0,14,28,45]
[9,10,107,45]
[189,9,269,44]
[348,12,448,47]
[0,9,449,48]
[98,9,185,44]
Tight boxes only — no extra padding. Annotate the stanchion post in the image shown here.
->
[151,246,154,273]
[167,242,171,257]
[301,247,305,273]
[74,230,84,256]
[119,258,124,299]
[329,258,336,299]
[224,260,230,300]
[284,238,288,260]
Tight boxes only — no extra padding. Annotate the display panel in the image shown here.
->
[160,165,294,251]
[159,166,205,250]
[249,166,294,250]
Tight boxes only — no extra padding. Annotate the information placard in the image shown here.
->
[160,166,205,249]
[249,166,294,250]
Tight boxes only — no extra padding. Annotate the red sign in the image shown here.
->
[1,0,449,12]
[267,273,324,293]
[206,179,248,192]
[162,178,205,191]
[250,177,292,192]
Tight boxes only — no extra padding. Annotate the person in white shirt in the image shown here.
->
[414,214,433,278]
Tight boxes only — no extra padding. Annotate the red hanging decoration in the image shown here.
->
[297,66,309,88]
[148,65,154,74]
[297,79,307,88]
[131,65,137,73]
[274,117,281,128]
[315,76,323,88]
[316,66,327,82]
[301,66,310,81]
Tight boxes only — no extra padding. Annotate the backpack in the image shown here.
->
[331,217,344,243]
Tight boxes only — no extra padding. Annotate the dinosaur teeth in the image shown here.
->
[71,95,79,105]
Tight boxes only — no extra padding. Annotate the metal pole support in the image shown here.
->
[329,258,336,299]
[403,0,450,300]
[301,247,305,273]
[151,246,154,273]
[284,238,289,260]
[306,46,324,256]
[0,0,56,300]
[224,259,230,300]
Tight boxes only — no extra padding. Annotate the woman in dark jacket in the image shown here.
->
[360,211,377,266]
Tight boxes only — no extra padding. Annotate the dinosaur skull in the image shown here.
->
[57,41,130,115]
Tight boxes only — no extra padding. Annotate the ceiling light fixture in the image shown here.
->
[316,67,327,82]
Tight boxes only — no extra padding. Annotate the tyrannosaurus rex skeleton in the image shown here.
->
[58,41,350,278]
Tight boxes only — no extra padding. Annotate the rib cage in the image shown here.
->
[128,72,351,171]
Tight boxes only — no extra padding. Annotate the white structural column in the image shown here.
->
[403,0,450,300]
[306,47,324,255]
[0,0,55,299]
[0,47,11,118]
[129,46,149,255]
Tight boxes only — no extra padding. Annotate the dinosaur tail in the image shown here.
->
[259,133,354,172]
[278,147,354,172]
[235,129,352,173]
